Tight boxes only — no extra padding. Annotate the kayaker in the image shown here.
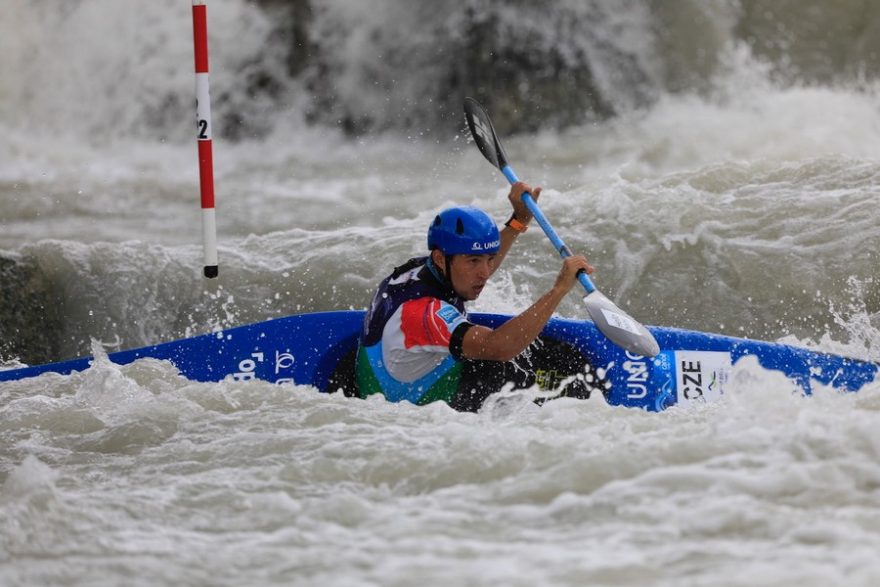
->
[351,182,602,411]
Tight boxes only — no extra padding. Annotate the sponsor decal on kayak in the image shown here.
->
[673,351,731,404]
[622,350,650,399]
[231,349,297,384]
[622,350,731,409]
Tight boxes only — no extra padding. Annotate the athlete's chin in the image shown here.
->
[456,284,485,301]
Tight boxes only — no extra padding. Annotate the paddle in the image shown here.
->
[463,97,660,357]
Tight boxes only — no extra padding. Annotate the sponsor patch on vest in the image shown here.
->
[435,304,461,325]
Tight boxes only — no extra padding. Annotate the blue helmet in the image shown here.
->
[427,206,501,255]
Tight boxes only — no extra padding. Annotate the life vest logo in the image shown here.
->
[435,304,461,325]
[471,240,500,251]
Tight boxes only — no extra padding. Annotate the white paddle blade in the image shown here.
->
[583,292,660,357]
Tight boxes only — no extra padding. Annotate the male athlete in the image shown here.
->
[354,182,599,411]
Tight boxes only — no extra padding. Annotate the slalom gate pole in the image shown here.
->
[192,0,219,278]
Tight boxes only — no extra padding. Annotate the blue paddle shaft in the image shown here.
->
[501,165,596,294]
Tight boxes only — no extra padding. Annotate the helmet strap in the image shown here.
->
[444,255,455,293]
[428,250,456,295]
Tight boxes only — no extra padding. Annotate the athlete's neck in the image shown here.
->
[425,256,458,301]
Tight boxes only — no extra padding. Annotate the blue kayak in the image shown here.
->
[1,311,876,411]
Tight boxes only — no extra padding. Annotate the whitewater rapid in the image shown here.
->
[3,348,880,586]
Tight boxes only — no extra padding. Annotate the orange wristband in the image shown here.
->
[504,215,529,233]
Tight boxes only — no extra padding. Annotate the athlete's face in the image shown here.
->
[447,253,496,300]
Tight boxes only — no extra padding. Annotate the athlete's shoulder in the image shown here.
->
[386,256,429,285]
[397,297,469,349]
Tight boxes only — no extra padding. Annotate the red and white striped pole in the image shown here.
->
[192,0,218,278]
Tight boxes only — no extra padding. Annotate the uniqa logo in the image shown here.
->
[622,350,649,399]
[471,240,500,251]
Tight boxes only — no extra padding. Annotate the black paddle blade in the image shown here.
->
[464,97,508,170]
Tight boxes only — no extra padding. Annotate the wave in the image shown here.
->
[2,153,878,365]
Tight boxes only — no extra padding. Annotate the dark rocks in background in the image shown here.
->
[736,0,880,84]
[249,0,657,137]
[0,254,63,366]
[210,0,314,141]
[150,0,880,140]
[438,4,619,136]
[648,0,735,94]
[258,0,314,77]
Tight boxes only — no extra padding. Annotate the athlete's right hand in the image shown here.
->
[553,255,594,294]
[508,182,540,225]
